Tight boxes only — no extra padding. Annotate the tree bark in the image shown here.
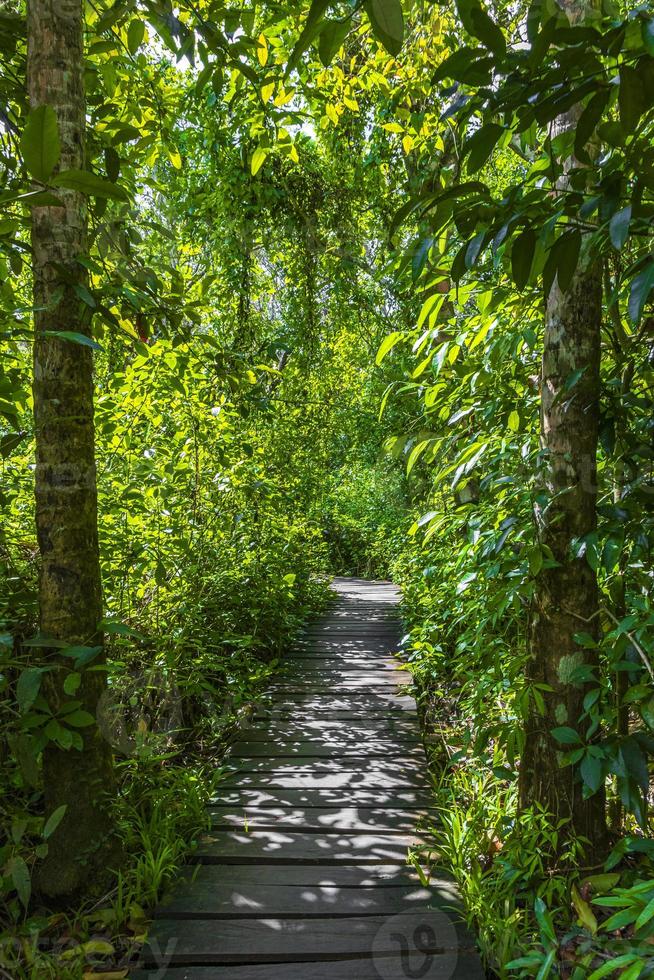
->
[519,263,607,850]
[27,0,121,902]
[518,0,607,857]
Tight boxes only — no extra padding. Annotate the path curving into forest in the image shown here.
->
[133,578,483,979]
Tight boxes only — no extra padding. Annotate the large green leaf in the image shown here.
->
[51,169,129,201]
[511,229,536,290]
[20,105,60,182]
[628,260,654,323]
[367,0,404,56]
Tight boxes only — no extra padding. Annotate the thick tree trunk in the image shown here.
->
[27,0,120,902]
[519,263,607,850]
[518,0,607,855]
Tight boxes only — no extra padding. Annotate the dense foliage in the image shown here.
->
[1,0,653,976]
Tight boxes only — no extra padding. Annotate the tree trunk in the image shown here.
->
[518,0,607,857]
[519,263,607,851]
[27,0,121,903]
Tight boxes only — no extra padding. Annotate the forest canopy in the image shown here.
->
[1,0,654,976]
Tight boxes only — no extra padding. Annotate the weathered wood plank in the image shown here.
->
[193,829,422,864]
[209,788,436,808]
[239,720,421,741]
[155,878,442,918]
[278,668,410,685]
[133,953,486,979]
[229,739,424,758]
[261,691,416,708]
[141,911,474,964]
[224,756,425,774]
[207,805,433,832]
[155,863,428,889]
[218,770,430,790]
[287,654,405,667]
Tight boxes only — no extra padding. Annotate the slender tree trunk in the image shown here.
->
[518,0,607,856]
[27,0,121,902]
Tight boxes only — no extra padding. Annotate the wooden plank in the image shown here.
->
[228,739,424,758]
[153,863,426,889]
[155,878,442,918]
[207,805,433,833]
[216,771,430,790]
[239,720,421,741]
[286,655,405,668]
[133,953,486,979]
[278,669,410,685]
[140,912,475,964]
[209,788,436,808]
[256,694,417,714]
[193,829,421,864]
[224,757,425,774]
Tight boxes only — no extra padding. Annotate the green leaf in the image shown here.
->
[21,105,60,182]
[609,206,631,251]
[319,18,350,66]
[469,6,506,57]
[512,229,536,290]
[16,667,44,713]
[465,123,503,174]
[51,169,129,201]
[7,855,31,907]
[376,331,402,365]
[643,18,654,56]
[552,726,582,745]
[43,804,67,839]
[63,709,96,728]
[619,66,647,133]
[629,258,654,323]
[251,147,268,175]
[287,0,330,73]
[43,330,103,351]
[543,230,581,297]
[580,753,603,794]
[63,671,81,695]
[127,18,145,53]
[367,0,404,56]
[574,89,610,163]
[628,260,654,324]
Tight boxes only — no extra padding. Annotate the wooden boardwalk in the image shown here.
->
[134,578,483,979]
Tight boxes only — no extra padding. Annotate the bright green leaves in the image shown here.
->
[376,331,403,365]
[251,146,268,175]
[20,107,127,201]
[43,330,102,351]
[366,0,404,57]
[127,18,145,54]
[21,105,60,182]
